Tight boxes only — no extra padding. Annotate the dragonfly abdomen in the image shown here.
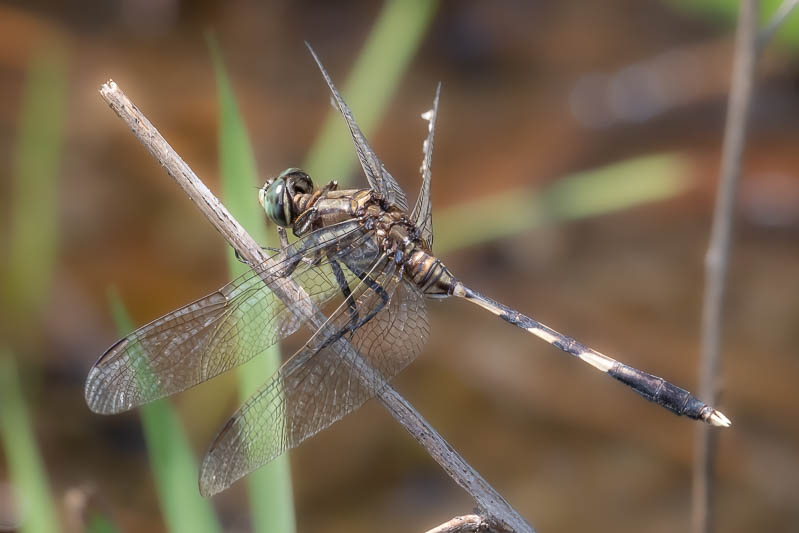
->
[404,249,456,297]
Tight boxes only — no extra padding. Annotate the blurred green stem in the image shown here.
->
[0,352,60,533]
[304,0,439,182]
[0,40,67,533]
[205,3,438,529]
[107,290,221,533]
[207,34,296,533]
[4,45,66,329]
[434,153,690,255]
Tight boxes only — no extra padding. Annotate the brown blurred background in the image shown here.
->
[1,1,798,532]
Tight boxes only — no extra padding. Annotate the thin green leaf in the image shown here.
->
[107,289,221,533]
[667,0,799,48]
[207,34,296,533]
[304,0,440,183]
[0,42,68,533]
[434,153,691,255]
[86,513,120,533]
[206,4,438,527]
[0,351,60,533]
[3,44,66,329]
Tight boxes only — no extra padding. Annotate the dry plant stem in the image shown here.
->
[98,81,533,533]
[693,2,759,533]
[426,514,488,533]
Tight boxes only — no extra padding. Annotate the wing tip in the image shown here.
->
[198,415,240,497]
[84,338,133,414]
[84,367,117,415]
[84,367,103,413]
[197,463,220,498]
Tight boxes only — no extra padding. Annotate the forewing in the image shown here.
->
[306,43,409,212]
[199,260,429,496]
[84,220,374,415]
[410,83,441,248]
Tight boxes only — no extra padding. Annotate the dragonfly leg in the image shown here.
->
[315,258,393,353]
[276,226,290,251]
[330,259,359,337]
[318,275,390,352]
[343,262,390,332]
[234,248,248,265]
[234,246,280,265]
[293,206,319,237]
[319,180,338,194]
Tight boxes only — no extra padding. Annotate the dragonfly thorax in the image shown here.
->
[275,175,457,298]
[361,205,457,298]
[261,168,456,298]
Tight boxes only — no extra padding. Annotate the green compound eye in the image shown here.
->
[279,167,302,178]
[264,178,291,227]
[280,168,314,195]
[260,168,314,227]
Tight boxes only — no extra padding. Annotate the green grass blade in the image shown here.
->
[204,6,439,523]
[86,513,120,533]
[0,41,68,533]
[4,44,66,328]
[107,289,221,533]
[0,351,60,533]
[304,0,439,182]
[205,4,436,525]
[207,34,296,533]
[667,0,799,48]
[434,153,691,255]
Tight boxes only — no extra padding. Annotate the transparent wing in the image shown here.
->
[199,259,430,496]
[306,43,409,212]
[84,220,378,415]
[410,83,441,248]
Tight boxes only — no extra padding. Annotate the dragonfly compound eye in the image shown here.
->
[263,178,292,227]
[280,168,314,195]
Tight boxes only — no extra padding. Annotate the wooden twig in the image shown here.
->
[425,514,489,533]
[98,81,534,533]
[693,2,759,533]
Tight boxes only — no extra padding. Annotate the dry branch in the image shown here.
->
[98,80,534,533]
[693,2,759,533]
[426,514,490,533]
[695,1,799,531]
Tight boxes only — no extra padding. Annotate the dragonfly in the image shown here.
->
[85,44,731,497]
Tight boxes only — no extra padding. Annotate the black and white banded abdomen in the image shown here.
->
[404,249,457,298]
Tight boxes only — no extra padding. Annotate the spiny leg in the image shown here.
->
[330,259,359,337]
[452,283,731,427]
[234,246,281,265]
[277,227,290,251]
[317,268,392,353]
[343,262,390,333]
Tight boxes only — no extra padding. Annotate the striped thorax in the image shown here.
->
[260,168,457,297]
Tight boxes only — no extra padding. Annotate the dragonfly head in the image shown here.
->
[259,168,314,227]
